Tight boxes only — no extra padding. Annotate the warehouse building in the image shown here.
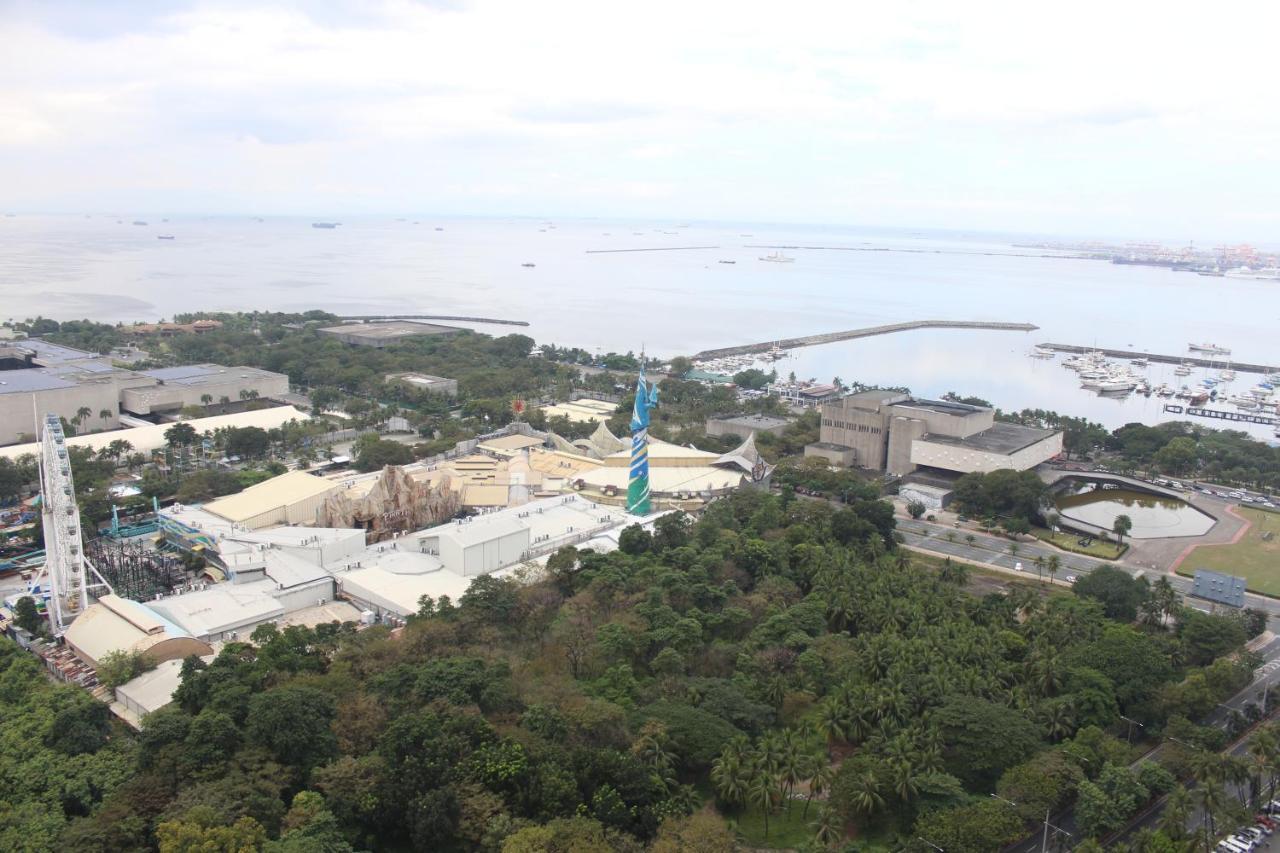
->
[319,321,462,347]
[0,338,291,446]
[0,404,312,462]
[807,390,1062,476]
[203,470,340,530]
[121,365,290,415]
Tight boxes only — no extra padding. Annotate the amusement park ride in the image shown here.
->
[29,414,113,635]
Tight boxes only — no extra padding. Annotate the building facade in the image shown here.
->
[808,391,1062,477]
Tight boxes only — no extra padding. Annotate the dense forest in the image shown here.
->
[0,490,1263,852]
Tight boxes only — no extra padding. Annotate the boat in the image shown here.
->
[759,251,795,263]
[1096,379,1135,393]
[156,235,175,240]
[1219,368,1237,382]
[521,263,535,268]
[132,220,147,226]
[1174,362,1193,376]
[1189,392,1210,406]
[1129,357,1148,367]
[1189,342,1231,356]
[311,222,339,229]
[718,260,736,264]
[1029,347,1055,359]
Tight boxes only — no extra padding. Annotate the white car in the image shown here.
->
[1065,574,1077,583]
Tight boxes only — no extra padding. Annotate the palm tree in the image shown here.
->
[711,750,750,808]
[72,405,91,428]
[747,768,782,839]
[803,759,833,820]
[1159,784,1192,841]
[812,804,841,849]
[1032,555,1045,583]
[965,533,976,547]
[1113,513,1132,547]
[200,393,213,408]
[1046,554,1061,585]
[778,736,807,815]
[219,395,231,412]
[1008,542,1020,560]
[846,770,884,818]
[99,408,112,429]
[816,699,847,747]
[888,759,918,803]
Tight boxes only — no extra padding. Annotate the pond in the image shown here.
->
[1053,484,1215,539]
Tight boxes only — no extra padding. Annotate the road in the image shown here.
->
[897,516,1280,630]
[1006,635,1280,852]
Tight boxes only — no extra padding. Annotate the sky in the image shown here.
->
[3,0,1280,239]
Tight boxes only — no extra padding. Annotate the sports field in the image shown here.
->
[1178,507,1280,596]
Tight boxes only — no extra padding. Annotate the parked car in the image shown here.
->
[1065,574,1077,583]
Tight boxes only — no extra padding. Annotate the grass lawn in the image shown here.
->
[731,802,814,849]
[1031,526,1125,560]
[1177,507,1280,596]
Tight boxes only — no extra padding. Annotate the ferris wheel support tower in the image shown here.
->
[32,414,112,635]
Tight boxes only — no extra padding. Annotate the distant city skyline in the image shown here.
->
[4,1,1280,242]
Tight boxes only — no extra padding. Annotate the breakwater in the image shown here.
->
[693,320,1038,360]
[337,314,529,327]
[1039,343,1278,375]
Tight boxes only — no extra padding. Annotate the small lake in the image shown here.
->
[1054,484,1215,539]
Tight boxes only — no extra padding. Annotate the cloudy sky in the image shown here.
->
[3,0,1279,239]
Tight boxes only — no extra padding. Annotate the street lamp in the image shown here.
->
[1119,714,1145,744]
[989,793,1063,853]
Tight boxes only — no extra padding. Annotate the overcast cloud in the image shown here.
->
[3,0,1280,239]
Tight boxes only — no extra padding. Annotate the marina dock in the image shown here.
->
[693,320,1038,360]
[1040,343,1277,375]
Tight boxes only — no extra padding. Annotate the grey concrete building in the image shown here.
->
[121,365,290,415]
[386,372,458,396]
[0,340,291,446]
[705,413,792,440]
[319,321,462,348]
[807,390,1062,477]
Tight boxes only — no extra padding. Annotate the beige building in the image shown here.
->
[808,391,1062,477]
[63,594,214,670]
[204,469,340,529]
[539,398,617,424]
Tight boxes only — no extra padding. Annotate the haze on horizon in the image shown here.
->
[3,0,1280,242]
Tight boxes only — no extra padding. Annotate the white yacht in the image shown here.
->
[1188,342,1231,356]
[759,251,795,263]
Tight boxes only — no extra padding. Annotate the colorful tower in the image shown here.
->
[627,365,659,516]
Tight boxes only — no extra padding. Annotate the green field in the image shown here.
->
[1031,527,1126,560]
[731,803,814,849]
[1179,507,1280,596]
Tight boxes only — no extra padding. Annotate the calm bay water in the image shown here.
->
[2,214,1278,438]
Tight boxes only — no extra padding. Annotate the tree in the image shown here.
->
[245,686,337,769]
[1153,436,1197,475]
[98,408,112,429]
[1072,565,1148,621]
[353,437,414,472]
[165,422,198,449]
[906,500,926,520]
[96,649,156,689]
[932,695,1041,790]
[1112,513,1133,546]
[617,524,652,555]
[13,596,41,635]
[913,800,1024,853]
[650,812,735,853]
[155,808,267,853]
[747,767,782,838]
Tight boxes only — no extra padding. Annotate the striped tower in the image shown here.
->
[627,365,659,515]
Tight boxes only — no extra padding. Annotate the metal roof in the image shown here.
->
[0,370,78,394]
